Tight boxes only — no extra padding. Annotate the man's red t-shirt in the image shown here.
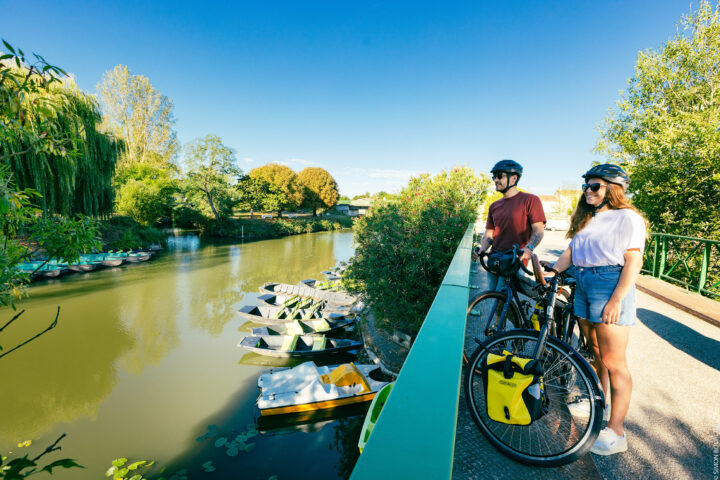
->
[485,192,546,252]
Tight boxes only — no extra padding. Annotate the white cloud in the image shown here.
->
[242,157,254,164]
[278,158,321,169]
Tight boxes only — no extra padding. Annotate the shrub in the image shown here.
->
[345,166,490,336]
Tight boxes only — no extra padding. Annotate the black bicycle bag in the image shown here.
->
[483,351,547,425]
[486,251,519,277]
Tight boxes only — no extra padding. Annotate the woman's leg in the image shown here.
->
[578,319,609,397]
[594,324,632,435]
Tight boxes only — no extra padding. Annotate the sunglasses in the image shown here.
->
[492,172,505,180]
[582,183,604,193]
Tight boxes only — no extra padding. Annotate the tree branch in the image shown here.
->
[31,433,67,462]
[0,306,60,359]
[0,309,25,332]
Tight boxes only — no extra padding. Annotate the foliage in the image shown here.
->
[0,39,67,161]
[201,215,351,238]
[596,0,720,240]
[115,164,178,226]
[183,134,241,221]
[97,65,178,170]
[0,165,101,309]
[105,458,154,480]
[99,216,165,251]
[1,45,120,216]
[0,434,83,479]
[297,167,339,216]
[345,166,491,335]
[235,174,283,217]
[249,163,304,216]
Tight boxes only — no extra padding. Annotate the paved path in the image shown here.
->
[453,231,720,480]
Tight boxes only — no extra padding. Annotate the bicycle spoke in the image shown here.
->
[464,331,602,466]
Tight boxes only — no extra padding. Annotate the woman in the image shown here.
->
[550,163,646,456]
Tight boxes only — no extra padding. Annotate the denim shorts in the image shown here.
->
[573,265,637,326]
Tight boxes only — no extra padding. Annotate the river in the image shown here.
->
[0,231,362,479]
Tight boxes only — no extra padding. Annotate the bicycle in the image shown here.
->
[465,246,545,363]
[463,255,605,466]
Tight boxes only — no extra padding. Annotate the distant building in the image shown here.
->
[336,197,372,216]
[538,195,558,217]
[538,190,582,219]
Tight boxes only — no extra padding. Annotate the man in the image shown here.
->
[477,159,546,290]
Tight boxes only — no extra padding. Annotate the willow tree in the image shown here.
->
[249,163,304,217]
[1,59,120,216]
[97,65,178,170]
[297,167,339,216]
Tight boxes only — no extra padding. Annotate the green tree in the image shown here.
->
[235,174,283,218]
[297,167,339,216]
[1,47,120,216]
[0,39,68,162]
[97,65,178,170]
[345,166,490,335]
[115,164,178,226]
[183,134,241,221]
[248,163,304,217]
[596,0,720,240]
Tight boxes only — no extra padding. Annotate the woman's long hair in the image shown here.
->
[566,182,646,238]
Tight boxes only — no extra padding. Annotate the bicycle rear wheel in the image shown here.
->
[464,291,523,363]
[464,330,604,466]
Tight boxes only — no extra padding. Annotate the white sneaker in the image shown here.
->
[591,427,628,455]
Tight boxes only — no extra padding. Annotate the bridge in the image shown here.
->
[351,226,720,480]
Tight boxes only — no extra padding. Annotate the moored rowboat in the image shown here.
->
[259,282,356,306]
[237,334,362,358]
[237,305,348,325]
[250,317,354,337]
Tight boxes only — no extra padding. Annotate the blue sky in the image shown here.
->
[1,0,693,196]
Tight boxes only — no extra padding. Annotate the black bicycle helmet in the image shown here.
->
[491,159,523,193]
[583,163,630,192]
[491,159,523,177]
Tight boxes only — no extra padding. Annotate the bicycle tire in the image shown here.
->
[558,310,593,363]
[464,330,604,467]
[464,290,523,363]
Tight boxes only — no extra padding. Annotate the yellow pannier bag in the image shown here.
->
[483,351,547,425]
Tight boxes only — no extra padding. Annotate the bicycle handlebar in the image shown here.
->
[477,245,534,277]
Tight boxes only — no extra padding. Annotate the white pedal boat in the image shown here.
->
[257,361,390,416]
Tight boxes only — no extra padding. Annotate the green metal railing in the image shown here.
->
[642,233,720,299]
[350,224,473,479]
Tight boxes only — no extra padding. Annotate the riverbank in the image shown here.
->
[201,215,354,239]
[99,214,355,251]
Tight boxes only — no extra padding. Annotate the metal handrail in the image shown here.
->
[350,224,474,479]
[642,233,720,299]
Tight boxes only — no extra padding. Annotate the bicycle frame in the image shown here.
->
[483,280,530,337]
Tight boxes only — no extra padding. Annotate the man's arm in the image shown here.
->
[521,221,545,261]
[473,229,494,261]
[480,229,494,252]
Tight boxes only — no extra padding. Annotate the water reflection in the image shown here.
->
[0,231,355,479]
[166,234,201,252]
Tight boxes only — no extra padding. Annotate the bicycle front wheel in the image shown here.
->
[464,291,523,363]
[464,330,604,467]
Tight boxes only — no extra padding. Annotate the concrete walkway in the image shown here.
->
[452,231,720,480]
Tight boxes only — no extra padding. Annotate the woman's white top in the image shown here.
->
[570,208,646,267]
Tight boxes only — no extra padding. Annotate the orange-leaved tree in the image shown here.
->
[297,167,339,216]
